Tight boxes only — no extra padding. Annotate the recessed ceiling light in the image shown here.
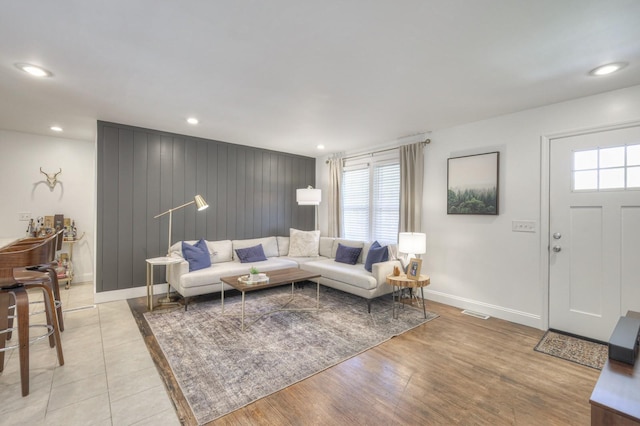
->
[187,117,199,125]
[317,144,325,150]
[50,126,63,132]
[14,62,53,77]
[589,62,628,76]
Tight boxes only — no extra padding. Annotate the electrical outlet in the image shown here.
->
[18,212,31,221]
[512,220,536,233]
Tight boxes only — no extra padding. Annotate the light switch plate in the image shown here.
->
[512,220,536,233]
[18,212,31,221]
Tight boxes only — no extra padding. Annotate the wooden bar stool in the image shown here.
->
[7,230,66,337]
[14,264,65,333]
[0,277,64,397]
[0,279,29,396]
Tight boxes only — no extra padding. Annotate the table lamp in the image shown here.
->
[398,232,426,270]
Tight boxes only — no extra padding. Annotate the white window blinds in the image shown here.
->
[373,163,400,244]
[342,166,369,241]
[342,150,400,243]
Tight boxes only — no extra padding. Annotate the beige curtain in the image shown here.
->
[399,142,425,232]
[327,157,343,237]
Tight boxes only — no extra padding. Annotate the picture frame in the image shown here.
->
[54,214,64,230]
[407,258,422,280]
[44,215,54,230]
[447,151,499,215]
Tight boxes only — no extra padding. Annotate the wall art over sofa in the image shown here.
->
[447,151,499,215]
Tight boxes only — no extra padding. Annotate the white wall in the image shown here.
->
[0,129,95,284]
[317,84,640,329]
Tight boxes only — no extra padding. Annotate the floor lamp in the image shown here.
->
[154,194,209,256]
[296,186,321,230]
[153,195,209,304]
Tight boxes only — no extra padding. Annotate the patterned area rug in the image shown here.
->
[534,330,608,370]
[143,285,438,425]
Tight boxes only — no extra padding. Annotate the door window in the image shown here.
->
[572,143,640,191]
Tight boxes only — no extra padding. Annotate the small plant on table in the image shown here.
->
[249,266,260,282]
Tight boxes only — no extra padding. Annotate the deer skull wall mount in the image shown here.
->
[40,167,62,190]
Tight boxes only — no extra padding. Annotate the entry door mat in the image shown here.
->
[142,285,438,425]
[534,330,607,370]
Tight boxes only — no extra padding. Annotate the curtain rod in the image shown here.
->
[325,139,430,164]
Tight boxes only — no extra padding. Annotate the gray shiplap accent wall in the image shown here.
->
[96,121,315,293]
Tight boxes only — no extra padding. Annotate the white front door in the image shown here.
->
[549,125,640,342]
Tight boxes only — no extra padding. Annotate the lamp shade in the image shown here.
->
[296,187,321,205]
[194,195,209,211]
[398,232,426,255]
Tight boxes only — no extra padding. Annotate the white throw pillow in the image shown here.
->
[287,228,320,257]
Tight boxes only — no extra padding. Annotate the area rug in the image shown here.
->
[142,285,437,424]
[534,330,607,370]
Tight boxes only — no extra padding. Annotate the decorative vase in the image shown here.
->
[393,266,401,276]
[250,273,260,282]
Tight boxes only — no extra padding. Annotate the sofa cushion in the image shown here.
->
[235,244,268,263]
[208,240,233,263]
[277,236,290,256]
[182,239,211,272]
[170,239,233,263]
[319,237,334,258]
[288,228,320,257]
[232,237,279,258]
[331,239,365,263]
[364,241,389,272]
[279,255,330,265]
[335,243,362,265]
[178,258,299,290]
[301,259,377,290]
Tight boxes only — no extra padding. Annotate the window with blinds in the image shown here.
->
[342,151,400,244]
[342,166,369,241]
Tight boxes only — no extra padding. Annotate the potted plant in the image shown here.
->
[249,266,260,282]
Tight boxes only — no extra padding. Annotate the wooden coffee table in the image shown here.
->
[220,268,321,331]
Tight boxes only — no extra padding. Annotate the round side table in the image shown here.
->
[386,273,430,319]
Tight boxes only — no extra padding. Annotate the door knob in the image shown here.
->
[552,246,562,253]
[553,232,562,239]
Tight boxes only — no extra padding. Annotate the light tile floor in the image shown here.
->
[0,281,179,425]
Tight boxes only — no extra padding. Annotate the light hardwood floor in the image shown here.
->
[131,294,600,425]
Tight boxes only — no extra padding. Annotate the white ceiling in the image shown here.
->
[1,1,639,158]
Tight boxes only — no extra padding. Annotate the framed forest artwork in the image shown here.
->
[447,151,499,215]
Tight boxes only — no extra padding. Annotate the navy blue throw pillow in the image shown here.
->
[235,244,268,263]
[334,243,362,265]
[182,239,211,272]
[364,241,389,272]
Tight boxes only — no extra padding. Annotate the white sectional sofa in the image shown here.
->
[166,234,401,311]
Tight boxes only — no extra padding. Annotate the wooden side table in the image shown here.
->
[386,273,430,319]
[145,256,182,311]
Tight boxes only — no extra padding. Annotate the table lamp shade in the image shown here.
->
[398,232,426,255]
[296,187,321,205]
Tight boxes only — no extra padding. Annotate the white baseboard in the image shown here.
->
[424,289,543,330]
[74,272,93,283]
[94,284,173,304]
